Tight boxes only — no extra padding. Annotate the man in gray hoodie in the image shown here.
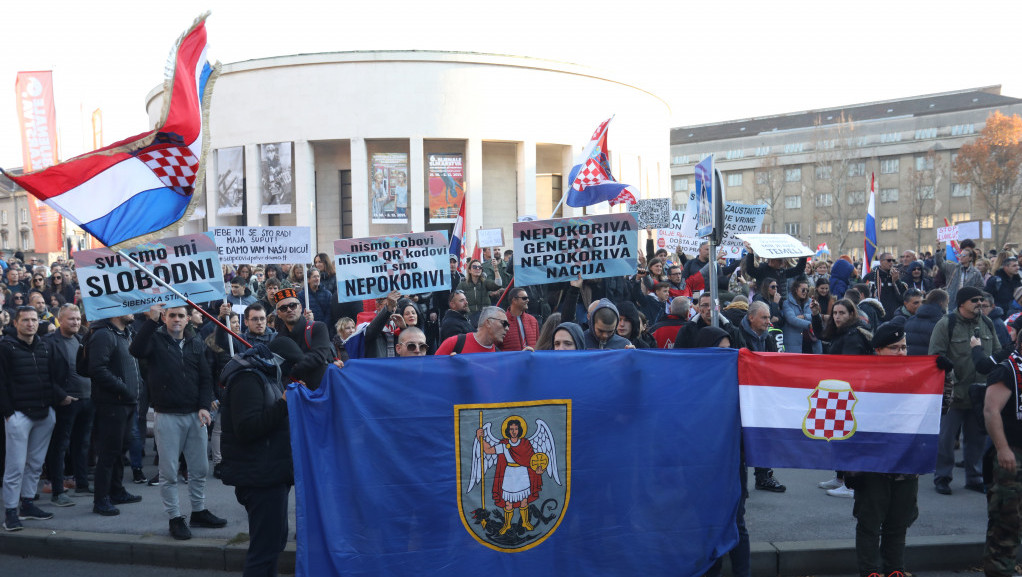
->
[582,299,632,350]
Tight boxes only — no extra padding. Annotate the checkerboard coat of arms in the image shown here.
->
[802,379,858,441]
[455,400,570,553]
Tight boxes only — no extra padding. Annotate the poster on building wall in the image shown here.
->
[370,153,409,224]
[15,71,64,253]
[427,153,463,223]
[216,147,244,217]
[260,142,293,214]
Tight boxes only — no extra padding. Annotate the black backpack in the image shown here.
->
[74,329,94,378]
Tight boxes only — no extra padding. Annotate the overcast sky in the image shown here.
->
[3,0,1020,168]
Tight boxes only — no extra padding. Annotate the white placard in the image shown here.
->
[736,234,814,259]
[476,228,505,249]
[937,225,959,242]
[658,211,704,257]
[211,226,312,265]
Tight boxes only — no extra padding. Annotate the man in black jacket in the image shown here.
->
[43,304,94,508]
[440,290,473,342]
[88,312,144,516]
[867,252,907,322]
[130,304,225,540]
[270,288,333,389]
[0,306,72,531]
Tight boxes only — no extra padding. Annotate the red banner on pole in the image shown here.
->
[15,71,64,253]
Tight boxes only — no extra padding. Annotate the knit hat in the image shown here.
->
[272,287,300,305]
[871,322,905,350]
[955,286,984,309]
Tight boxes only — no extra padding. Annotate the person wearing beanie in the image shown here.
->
[929,284,996,495]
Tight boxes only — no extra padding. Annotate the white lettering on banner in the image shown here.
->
[334,231,450,302]
[211,226,312,264]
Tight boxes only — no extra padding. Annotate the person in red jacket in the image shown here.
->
[500,288,539,351]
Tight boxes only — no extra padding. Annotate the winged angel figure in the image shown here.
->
[469,417,560,535]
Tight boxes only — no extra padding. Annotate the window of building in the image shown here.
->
[726,149,744,160]
[880,132,902,144]
[784,168,801,182]
[916,215,934,228]
[671,156,685,166]
[951,212,971,224]
[815,165,832,180]
[755,146,771,156]
[951,182,971,197]
[815,193,833,207]
[951,124,975,136]
[880,217,898,231]
[816,221,833,234]
[847,191,865,205]
[755,171,768,185]
[727,173,742,187]
[848,161,866,177]
[784,195,802,209]
[816,139,836,151]
[783,142,804,154]
[915,128,937,140]
[785,222,801,236]
[915,155,934,171]
[880,158,899,174]
[673,177,689,192]
[19,231,29,249]
[848,219,865,232]
[916,185,935,200]
[1,211,7,225]
[991,212,1011,225]
[19,209,27,224]
[879,188,899,203]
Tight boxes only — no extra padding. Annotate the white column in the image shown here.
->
[244,144,267,226]
[465,138,484,249]
[203,159,216,227]
[294,140,317,250]
[517,140,537,220]
[409,137,425,233]
[560,145,581,218]
[350,137,370,238]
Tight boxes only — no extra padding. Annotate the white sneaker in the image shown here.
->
[818,477,843,490]
[826,485,854,498]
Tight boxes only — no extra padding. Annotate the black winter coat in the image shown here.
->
[272,316,333,388]
[905,303,944,356]
[0,334,66,419]
[440,308,473,342]
[220,359,291,488]
[129,319,213,414]
[828,322,873,355]
[87,320,142,406]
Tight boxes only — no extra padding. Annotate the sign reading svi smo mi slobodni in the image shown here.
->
[333,231,450,303]
[77,233,226,321]
[514,213,638,286]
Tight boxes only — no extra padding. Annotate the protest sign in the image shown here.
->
[658,211,703,257]
[211,226,311,265]
[937,225,959,242]
[627,198,671,230]
[720,203,768,258]
[334,231,450,303]
[476,228,504,249]
[736,233,813,259]
[694,156,715,238]
[514,213,638,285]
[77,233,225,321]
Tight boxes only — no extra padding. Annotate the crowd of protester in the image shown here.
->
[3,236,1022,577]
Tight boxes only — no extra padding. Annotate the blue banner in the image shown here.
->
[288,349,741,577]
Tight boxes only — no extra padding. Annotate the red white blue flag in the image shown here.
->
[449,197,467,274]
[565,118,638,208]
[864,173,878,275]
[738,350,943,474]
[2,14,219,249]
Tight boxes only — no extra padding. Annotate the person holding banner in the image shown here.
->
[743,243,808,301]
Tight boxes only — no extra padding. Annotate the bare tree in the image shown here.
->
[907,149,945,253]
[810,112,874,254]
[754,154,785,233]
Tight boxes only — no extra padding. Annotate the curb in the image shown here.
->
[0,530,987,575]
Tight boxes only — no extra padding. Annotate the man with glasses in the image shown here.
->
[269,288,334,389]
[936,243,984,309]
[666,266,690,299]
[130,304,226,540]
[435,306,508,355]
[866,252,906,323]
[217,302,276,350]
[500,288,538,351]
[928,286,996,495]
[0,306,74,531]
[395,327,428,357]
[440,290,473,342]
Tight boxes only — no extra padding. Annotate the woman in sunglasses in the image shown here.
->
[460,259,502,319]
[44,271,75,305]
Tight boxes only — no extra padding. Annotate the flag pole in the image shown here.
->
[479,411,485,511]
[115,249,253,349]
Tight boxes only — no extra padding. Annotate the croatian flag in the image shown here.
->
[863,173,878,275]
[449,197,466,274]
[565,118,638,208]
[738,350,943,474]
[2,14,219,249]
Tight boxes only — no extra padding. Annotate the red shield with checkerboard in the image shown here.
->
[802,379,858,441]
[138,145,199,196]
